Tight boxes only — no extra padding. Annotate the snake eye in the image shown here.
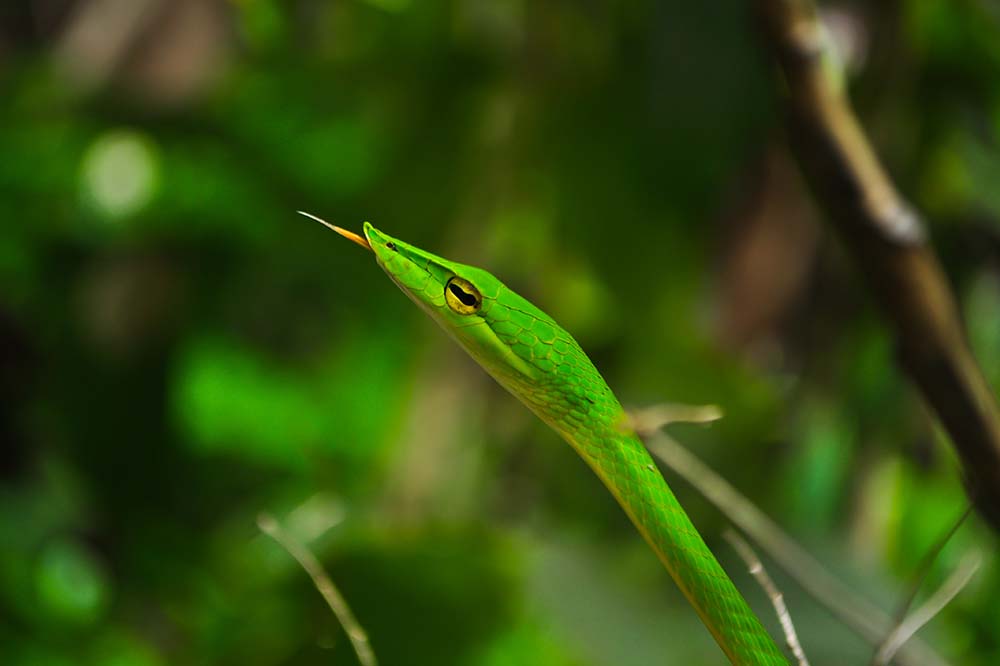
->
[445,276,482,315]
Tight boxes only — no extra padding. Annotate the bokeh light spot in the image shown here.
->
[81,129,160,219]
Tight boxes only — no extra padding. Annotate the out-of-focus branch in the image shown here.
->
[872,552,981,666]
[55,0,161,90]
[640,429,949,666]
[724,529,811,666]
[885,507,972,642]
[257,513,378,666]
[753,0,1000,530]
[629,403,724,432]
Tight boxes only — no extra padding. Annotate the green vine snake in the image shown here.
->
[304,212,789,666]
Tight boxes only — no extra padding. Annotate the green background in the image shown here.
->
[2,0,999,663]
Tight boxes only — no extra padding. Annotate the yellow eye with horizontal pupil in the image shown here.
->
[445,277,482,315]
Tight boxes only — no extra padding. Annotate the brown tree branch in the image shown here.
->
[753,0,1000,530]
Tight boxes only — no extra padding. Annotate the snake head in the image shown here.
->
[362,222,539,385]
[307,215,621,439]
[363,222,622,436]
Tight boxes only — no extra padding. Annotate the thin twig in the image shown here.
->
[873,552,981,666]
[753,0,1000,531]
[883,507,972,647]
[724,529,811,666]
[629,403,724,434]
[639,429,950,666]
[257,512,378,666]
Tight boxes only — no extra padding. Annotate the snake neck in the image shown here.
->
[472,300,787,663]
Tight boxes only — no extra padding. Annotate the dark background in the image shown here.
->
[2,1,999,664]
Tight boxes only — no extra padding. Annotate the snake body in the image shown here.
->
[328,219,788,665]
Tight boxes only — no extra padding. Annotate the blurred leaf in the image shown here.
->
[785,400,853,531]
[34,538,110,627]
[236,0,287,52]
[172,331,406,471]
[89,630,164,666]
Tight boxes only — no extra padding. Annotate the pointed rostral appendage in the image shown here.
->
[298,211,372,252]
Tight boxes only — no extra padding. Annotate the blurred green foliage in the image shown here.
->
[2,0,1000,664]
